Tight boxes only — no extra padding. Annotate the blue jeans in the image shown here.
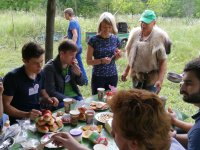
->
[91,75,118,95]
[76,47,88,85]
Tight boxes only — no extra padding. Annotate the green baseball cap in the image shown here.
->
[139,10,156,24]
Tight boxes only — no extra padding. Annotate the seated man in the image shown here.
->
[168,57,200,149]
[3,42,59,125]
[51,89,185,150]
[43,39,85,108]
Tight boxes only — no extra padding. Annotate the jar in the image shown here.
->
[70,128,83,143]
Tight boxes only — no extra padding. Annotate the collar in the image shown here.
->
[192,109,200,121]
[21,65,41,81]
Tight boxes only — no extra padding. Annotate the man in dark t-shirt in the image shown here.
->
[3,42,59,124]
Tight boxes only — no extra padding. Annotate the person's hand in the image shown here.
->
[167,107,177,124]
[114,49,122,60]
[169,128,177,138]
[47,97,59,107]
[121,71,128,82]
[101,57,111,64]
[154,80,162,94]
[29,109,42,120]
[63,35,68,39]
[51,132,87,149]
[72,63,81,76]
[0,82,3,95]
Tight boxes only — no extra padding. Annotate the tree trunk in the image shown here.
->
[45,0,56,63]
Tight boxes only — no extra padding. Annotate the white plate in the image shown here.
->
[95,112,113,123]
[41,133,62,148]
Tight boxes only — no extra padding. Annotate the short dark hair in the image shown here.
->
[22,42,45,60]
[58,39,78,53]
[184,57,200,80]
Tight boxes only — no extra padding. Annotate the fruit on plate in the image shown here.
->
[42,109,52,115]
[36,110,63,133]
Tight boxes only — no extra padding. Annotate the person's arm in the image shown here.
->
[154,59,167,94]
[187,129,200,150]
[168,107,193,132]
[121,64,130,82]
[43,66,66,101]
[71,29,78,44]
[40,89,59,107]
[175,134,188,149]
[51,132,90,150]
[172,118,193,132]
[86,45,111,66]
[3,95,41,120]
[71,64,85,86]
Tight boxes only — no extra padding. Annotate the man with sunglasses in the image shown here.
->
[43,39,84,108]
[122,10,171,94]
[2,42,59,125]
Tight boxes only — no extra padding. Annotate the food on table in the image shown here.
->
[56,111,65,117]
[36,110,63,133]
[90,101,109,110]
[61,114,71,124]
[95,112,113,123]
[78,107,87,121]
[88,132,108,146]
[82,130,92,138]
[82,125,103,133]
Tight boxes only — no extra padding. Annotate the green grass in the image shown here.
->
[0,11,200,123]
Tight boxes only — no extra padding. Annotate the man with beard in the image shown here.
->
[169,58,200,150]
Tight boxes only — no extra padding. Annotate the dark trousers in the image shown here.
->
[91,74,118,95]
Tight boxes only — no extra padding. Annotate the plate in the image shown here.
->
[95,112,113,124]
[41,133,62,148]
[90,101,109,111]
[167,72,182,83]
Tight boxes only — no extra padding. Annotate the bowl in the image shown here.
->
[167,72,182,83]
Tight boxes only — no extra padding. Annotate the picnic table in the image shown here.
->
[10,94,118,150]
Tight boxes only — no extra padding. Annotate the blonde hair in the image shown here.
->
[97,12,118,35]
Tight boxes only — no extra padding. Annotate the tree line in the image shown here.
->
[0,0,200,18]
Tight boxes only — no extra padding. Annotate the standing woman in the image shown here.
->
[87,12,122,95]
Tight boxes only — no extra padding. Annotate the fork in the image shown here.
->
[36,139,53,150]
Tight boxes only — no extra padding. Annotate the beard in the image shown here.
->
[181,91,200,103]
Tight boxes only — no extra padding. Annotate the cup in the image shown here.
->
[63,98,73,113]
[85,109,95,124]
[97,88,105,101]
[70,128,83,143]
[70,110,80,127]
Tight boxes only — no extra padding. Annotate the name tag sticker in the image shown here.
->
[29,84,39,95]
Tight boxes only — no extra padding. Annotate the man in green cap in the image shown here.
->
[121,9,172,94]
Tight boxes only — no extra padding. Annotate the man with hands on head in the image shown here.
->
[3,42,59,125]
[43,39,85,107]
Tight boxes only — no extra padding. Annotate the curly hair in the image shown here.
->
[108,89,171,150]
